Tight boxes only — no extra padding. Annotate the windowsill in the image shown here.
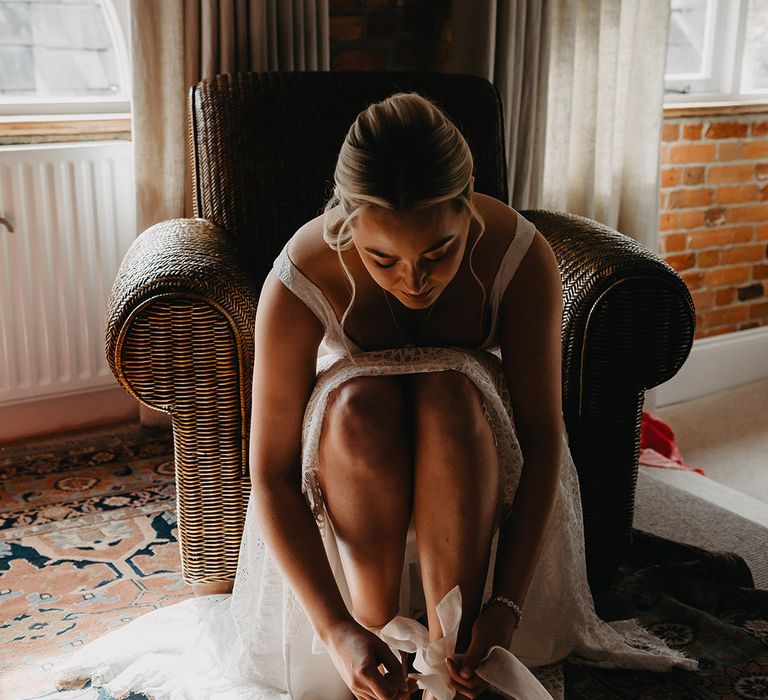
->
[0,113,132,142]
[663,100,768,118]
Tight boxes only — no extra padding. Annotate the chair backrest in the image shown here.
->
[189,70,509,284]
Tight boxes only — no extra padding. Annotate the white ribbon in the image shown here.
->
[312,584,553,700]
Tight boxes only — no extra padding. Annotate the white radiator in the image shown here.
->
[0,142,136,406]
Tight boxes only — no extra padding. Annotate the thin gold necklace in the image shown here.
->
[382,288,438,347]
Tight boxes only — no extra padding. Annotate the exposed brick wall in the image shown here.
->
[329,0,452,71]
[659,113,768,339]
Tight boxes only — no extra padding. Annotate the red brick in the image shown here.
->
[744,141,768,159]
[715,185,760,204]
[679,210,707,228]
[727,204,768,223]
[682,123,703,140]
[661,232,687,252]
[663,123,680,142]
[753,263,768,279]
[734,226,755,243]
[704,207,728,227]
[687,228,734,249]
[697,249,720,267]
[708,164,754,183]
[749,300,768,319]
[683,167,706,185]
[702,305,750,326]
[668,144,717,163]
[739,321,761,330]
[330,15,363,40]
[659,213,679,231]
[706,122,749,139]
[661,168,681,188]
[757,164,768,181]
[718,142,742,161]
[715,288,736,305]
[691,289,716,310]
[665,252,696,271]
[686,225,751,246]
[704,265,751,286]
[762,184,768,201]
[331,48,387,70]
[753,121,768,137]
[681,271,706,289]
[737,283,765,301]
[721,244,766,264]
[659,192,666,209]
[758,223,768,240]
[667,188,713,208]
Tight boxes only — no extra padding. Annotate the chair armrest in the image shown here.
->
[105,218,259,584]
[521,210,696,595]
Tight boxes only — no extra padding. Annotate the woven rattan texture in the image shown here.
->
[189,71,508,285]
[521,210,696,591]
[106,218,258,582]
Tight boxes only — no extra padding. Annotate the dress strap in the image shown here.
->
[272,243,342,334]
[489,211,537,313]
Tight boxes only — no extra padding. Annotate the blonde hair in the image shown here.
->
[321,92,486,355]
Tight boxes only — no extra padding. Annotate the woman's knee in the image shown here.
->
[322,376,408,468]
[409,370,488,438]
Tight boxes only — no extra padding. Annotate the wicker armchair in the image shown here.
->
[105,71,695,598]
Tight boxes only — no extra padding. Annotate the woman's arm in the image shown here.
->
[249,270,353,640]
[494,229,565,613]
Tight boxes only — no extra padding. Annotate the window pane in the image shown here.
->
[741,0,768,92]
[667,0,712,77]
[0,0,123,98]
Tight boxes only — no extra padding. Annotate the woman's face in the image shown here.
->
[351,200,473,309]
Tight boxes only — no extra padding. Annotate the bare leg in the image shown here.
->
[408,371,499,661]
[317,375,414,628]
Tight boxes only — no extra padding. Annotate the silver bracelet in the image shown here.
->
[482,595,523,628]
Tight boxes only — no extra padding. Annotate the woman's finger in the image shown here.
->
[446,656,490,694]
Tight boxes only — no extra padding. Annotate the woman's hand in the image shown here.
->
[323,619,419,700]
[445,604,519,699]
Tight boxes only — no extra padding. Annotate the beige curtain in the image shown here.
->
[129,0,330,425]
[543,0,670,252]
[452,0,670,252]
[452,0,550,211]
[130,0,330,233]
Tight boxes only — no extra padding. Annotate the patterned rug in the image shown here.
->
[0,423,192,700]
[1,423,767,699]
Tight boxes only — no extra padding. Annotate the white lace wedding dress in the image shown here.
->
[55,212,699,699]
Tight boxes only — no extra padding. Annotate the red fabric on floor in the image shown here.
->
[639,411,705,475]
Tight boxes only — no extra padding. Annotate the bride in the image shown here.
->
[56,91,698,700]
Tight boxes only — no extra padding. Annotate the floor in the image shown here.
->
[653,377,768,504]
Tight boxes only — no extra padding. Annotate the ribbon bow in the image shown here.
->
[313,585,553,700]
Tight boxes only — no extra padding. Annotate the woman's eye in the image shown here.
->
[424,252,448,263]
[374,260,396,269]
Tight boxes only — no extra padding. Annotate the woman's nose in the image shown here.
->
[403,263,428,293]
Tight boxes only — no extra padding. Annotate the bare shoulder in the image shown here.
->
[286,205,343,279]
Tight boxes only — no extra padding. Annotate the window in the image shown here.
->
[0,0,130,116]
[665,0,768,102]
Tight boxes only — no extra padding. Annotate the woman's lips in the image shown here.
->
[402,287,433,300]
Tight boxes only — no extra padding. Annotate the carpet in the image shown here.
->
[0,424,192,700]
[1,423,767,699]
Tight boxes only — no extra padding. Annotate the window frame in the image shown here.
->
[0,0,131,118]
[665,0,766,104]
